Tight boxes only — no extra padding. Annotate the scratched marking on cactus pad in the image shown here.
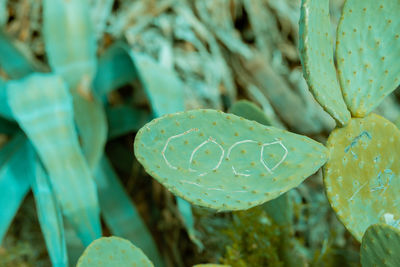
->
[162,128,199,170]
[181,180,248,193]
[370,169,394,193]
[344,131,371,159]
[189,136,224,176]
[227,140,257,177]
[163,130,288,176]
[348,181,368,202]
[260,139,288,174]
[226,139,288,176]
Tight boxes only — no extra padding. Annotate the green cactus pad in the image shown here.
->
[134,109,328,211]
[229,100,272,126]
[336,0,400,117]
[324,113,400,241]
[299,0,350,126]
[361,224,400,267]
[77,236,153,267]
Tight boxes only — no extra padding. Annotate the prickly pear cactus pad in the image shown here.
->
[336,0,400,117]
[299,0,351,126]
[229,100,272,126]
[361,224,400,267]
[77,236,153,267]
[134,109,328,211]
[324,113,400,241]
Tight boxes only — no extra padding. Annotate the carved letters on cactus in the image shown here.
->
[324,114,400,242]
[161,128,288,177]
[135,109,328,211]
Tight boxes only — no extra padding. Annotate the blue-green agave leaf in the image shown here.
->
[0,134,31,243]
[42,0,97,88]
[0,78,14,120]
[73,93,107,171]
[0,30,36,79]
[64,221,85,267]
[176,197,204,251]
[130,52,185,117]
[43,0,106,170]
[94,156,164,267]
[0,116,19,135]
[93,43,137,100]
[7,73,101,245]
[106,105,152,139]
[31,155,68,267]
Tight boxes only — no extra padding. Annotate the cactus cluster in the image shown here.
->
[0,0,398,265]
[134,0,400,264]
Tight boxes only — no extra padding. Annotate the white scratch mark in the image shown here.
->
[348,182,367,202]
[231,166,251,177]
[162,128,198,170]
[227,140,257,176]
[260,139,288,174]
[181,180,248,194]
[188,136,224,175]
[207,188,225,191]
[181,180,203,187]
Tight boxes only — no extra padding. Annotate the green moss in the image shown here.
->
[220,207,285,267]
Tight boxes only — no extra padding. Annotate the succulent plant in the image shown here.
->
[361,224,400,267]
[135,109,327,211]
[134,0,400,249]
[228,100,272,127]
[0,0,165,266]
[77,236,153,267]
[0,0,398,265]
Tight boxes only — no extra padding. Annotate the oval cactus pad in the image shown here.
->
[361,224,400,267]
[324,113,400,241]
[299,0,351,126]
[135,109,328,211]
[336,0,400,117]
[77,236,153,267]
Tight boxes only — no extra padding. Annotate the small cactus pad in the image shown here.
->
[229,100,271,126]
[324,113,400,241]
[134,109,328,211]
[77,236,153,267]
[336,0,400,117]
[361,224,400,267]
[299,0,351,126]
